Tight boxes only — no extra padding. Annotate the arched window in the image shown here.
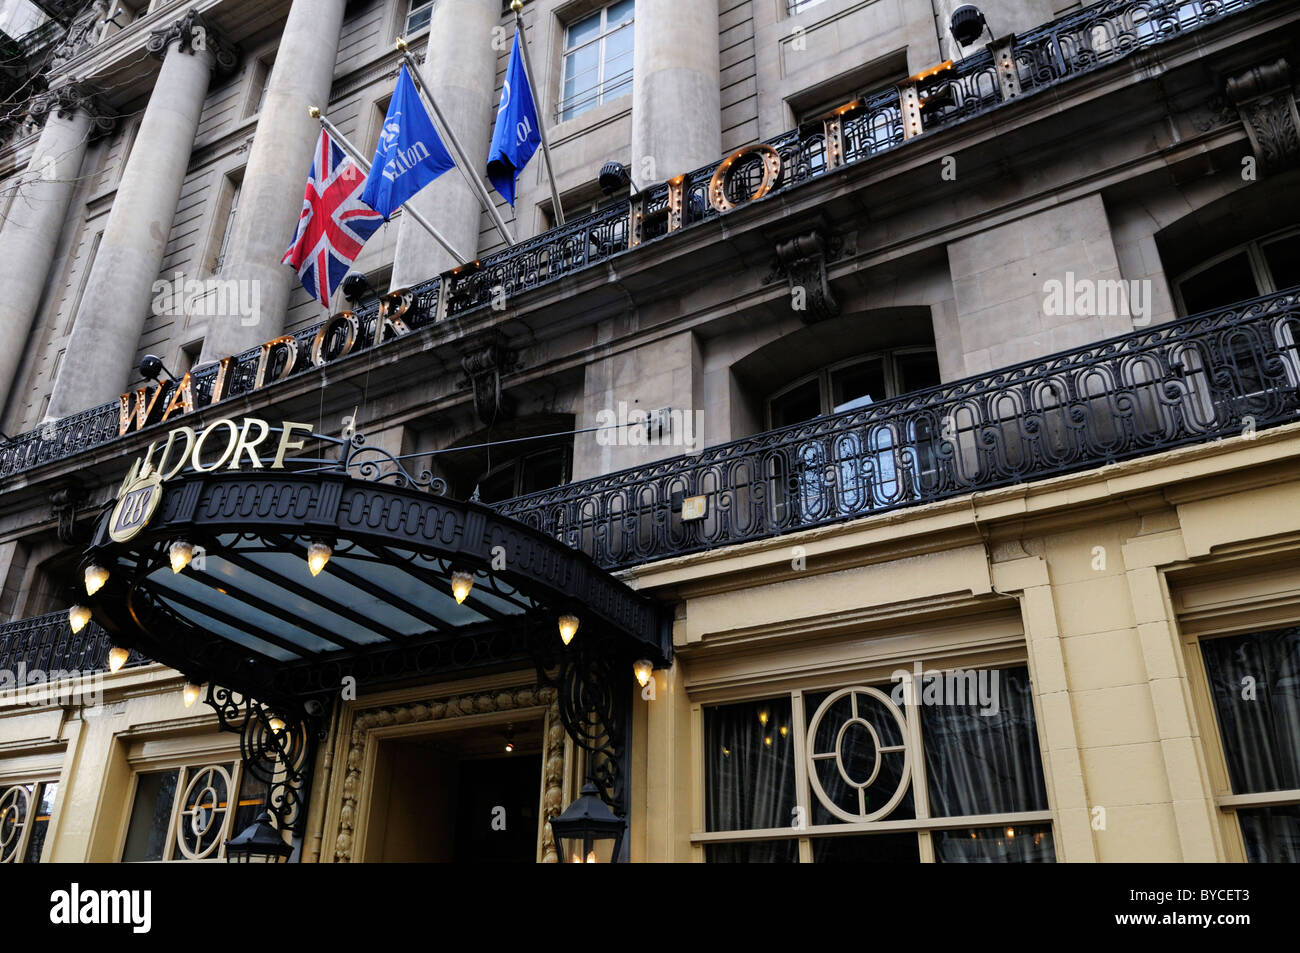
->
[1173,227,1300,316]
[766,348,940,429]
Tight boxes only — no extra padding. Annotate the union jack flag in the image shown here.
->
[282,130,384,308]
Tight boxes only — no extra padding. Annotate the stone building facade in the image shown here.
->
[0,0,1298,863]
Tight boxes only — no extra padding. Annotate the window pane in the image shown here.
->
[770,377,821,427]
[566,10,601,47]
[122,769,179,862]
[812,832,920,862]
[1201,627,1300,794]
[0,785,30,862]
[921,665,1050,817]
[705,697,797,832]
[705,840,798,862]
[1237,805,1300,863]
[1262,233,1300,292]
[232,769,268,839]
[896,351,941,394]
[831,359,887,411]
[933,824,1056,862]
[1178,252,1259,315]
[602,23,634,101]
[23,782,58,863]
[478,463,518,504]
[519,447,568,495]
[607,0,635,25]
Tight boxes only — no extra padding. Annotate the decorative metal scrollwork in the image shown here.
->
[339,432,448,494]
[206,685,317,832]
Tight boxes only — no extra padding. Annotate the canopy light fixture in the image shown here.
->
[108,646,129,673]
[450,570,474,605]
[84,564,109,596]
[183,682,202,708]
[68,604,92,634]
[306,540,332,577]
[633,659,654,688]
[558,613,580,645]
[268,716,286,734]
[169,539,195,574]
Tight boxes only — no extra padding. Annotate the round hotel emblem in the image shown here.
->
[109,468,164,543]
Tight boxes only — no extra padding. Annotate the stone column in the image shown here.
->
[631,0,721,182]
[200,0,350,364]
[0,83,113,416]
[48,12,237,419]
[389,0,498,288]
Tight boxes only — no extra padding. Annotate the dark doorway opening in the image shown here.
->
[453,754,543,863]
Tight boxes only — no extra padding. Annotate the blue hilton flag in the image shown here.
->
[362,64,455,219]
[486,29,541,206]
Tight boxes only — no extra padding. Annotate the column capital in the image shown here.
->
[29,80,117,138]
[147,10,239,76]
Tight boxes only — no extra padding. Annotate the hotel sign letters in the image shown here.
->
[110,418,315,542]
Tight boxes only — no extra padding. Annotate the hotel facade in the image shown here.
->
[0,0,1298,864]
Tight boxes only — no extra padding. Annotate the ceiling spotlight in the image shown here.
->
[558,614,579,645]
[183,682,202,708]
[504,724,515,753]
[68,604,92,634]
[450,570,474,605]
[169,539,194,574]
[84,564,109,596]
[950,4,990,47]
[108,646,129,673]
[307,540,332,577]
[633,659,653,688]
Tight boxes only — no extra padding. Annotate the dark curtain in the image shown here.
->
[1201,627,1300,794]
[705,697,797,862]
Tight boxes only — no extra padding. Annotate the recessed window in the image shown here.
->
[405,0,435,36]
[121,761,268,861]
[247,54,275,118]
[1174,228,1300,316]
[559,0,634,122]
[212,174,243,275]
[701,665,1054,862]
[787,0,826,14]
[1200,626,1300,862]
[0,780,59,862]
[766,349,940,428]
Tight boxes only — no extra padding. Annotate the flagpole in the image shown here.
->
[309,106,472,267]
[510,1,565,225]
[395,39,517,248]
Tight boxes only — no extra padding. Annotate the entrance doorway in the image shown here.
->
[364,717,546,862]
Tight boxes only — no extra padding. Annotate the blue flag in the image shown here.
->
[486,29,541,206]
[362,64,455,219]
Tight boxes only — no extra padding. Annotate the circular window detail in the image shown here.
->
[178,765,233,859]
[0,786,31,863]
[806,686,910,823]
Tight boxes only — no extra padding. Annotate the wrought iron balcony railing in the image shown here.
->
[0,0,1266,481]
[0,611,148,682]
[497,288,1300,571]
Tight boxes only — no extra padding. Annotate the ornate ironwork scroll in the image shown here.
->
[206,685,320,833]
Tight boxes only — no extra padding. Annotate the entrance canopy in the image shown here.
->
[81,429,670,713]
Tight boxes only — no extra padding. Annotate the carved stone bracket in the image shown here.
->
[49,484,87,545]
[767,230,843,324]
[1225,58,1300,175]
[29,80,116,138]
[147,10,240,76]
[459,335,516,427]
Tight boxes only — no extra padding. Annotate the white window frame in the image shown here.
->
[404,0,435,37]
[558,0,635,122]
[119,758,265,862]
[692,663,1055,862]
[0,779,60,863]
